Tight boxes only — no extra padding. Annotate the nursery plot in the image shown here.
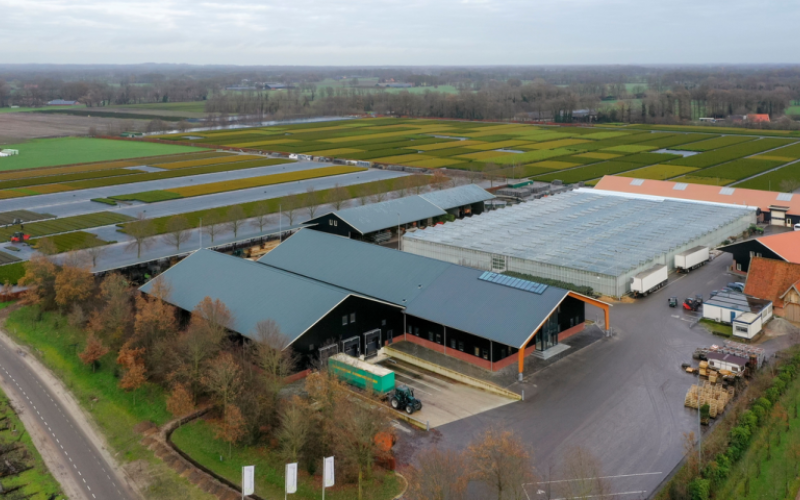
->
[677,136,755,152]
[617,164,698,180]
[691,158,786,181]
[668,139,794,168]
[533,160,643,183]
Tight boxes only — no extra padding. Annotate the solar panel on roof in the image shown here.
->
[477,272,548,295]
[630,179,645,186]
[673,183,688,190]
[777,193,793,202]
[720,187,735,195]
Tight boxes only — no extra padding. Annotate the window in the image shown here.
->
[731,366,738,372]
[328,219,338,227]
[309,344,315,351]
[736,263,742,271]
[709,361,715,366]
[428,331,434,342]
[735,325,749,333]
[491,255,505,270]
[407,324,412,334]
[342,315,348,326]
[381,319,386,326]
[414,327,420,336]
[756,252,762,257]
[474,347,480,357]
[350,313,356,323]
[482,349,489,360]
[458,342,464,352]
[435,333,442,344]
[450,339,456,349]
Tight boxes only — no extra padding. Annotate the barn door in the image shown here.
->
[318,344,338,366]
[787,304,800,323]
[363,329,381,359]
[342,336,360,358]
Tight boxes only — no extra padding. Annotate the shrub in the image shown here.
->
[765,387,780,403]
[730,425,751,449]
[688,478,710,500]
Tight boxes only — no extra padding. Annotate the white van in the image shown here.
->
[795,223,800,231]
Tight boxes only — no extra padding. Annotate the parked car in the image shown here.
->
[727,282,745,292]
[794,223,800,231]
[710,290,719,298]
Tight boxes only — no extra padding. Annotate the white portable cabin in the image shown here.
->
[706,351,748,374]
[732,312,763,340]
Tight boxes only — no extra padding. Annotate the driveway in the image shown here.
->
[430,253,787,498]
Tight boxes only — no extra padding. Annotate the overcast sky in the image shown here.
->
[3,0,799,65]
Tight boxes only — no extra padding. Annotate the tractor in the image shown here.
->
[389,385,422,415]
[9,231,30,244]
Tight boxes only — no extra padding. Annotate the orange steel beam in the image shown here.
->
[568,291,611,330]
[518,342,525,375]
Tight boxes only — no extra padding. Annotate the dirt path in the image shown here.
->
[0,324,142,499]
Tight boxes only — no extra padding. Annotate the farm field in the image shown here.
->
[33,230,112,253]
[0,137,208,170]
[735,162,800,190]
[114,165,365,201]
[150,118,800,188]
[0,211,133,241]
[116,101,208,113]
[617,164,698,180]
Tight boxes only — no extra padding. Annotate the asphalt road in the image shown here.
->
[432,252,788,498]
[0,331,136,500]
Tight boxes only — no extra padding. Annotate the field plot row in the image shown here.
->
[0,158,292,200]
[0,137,208,171]
[667,139,795,168]
[0,150,231,183]
[32,231,112,253]
[112,166,365,202]
[0,212,133,241]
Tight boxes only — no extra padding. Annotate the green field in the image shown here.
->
[116,101,208,113]
[736,162,800,191]
[0,137,208,170]
[0,212,133,241]
[618,164,699,180]
[33,230,111,253]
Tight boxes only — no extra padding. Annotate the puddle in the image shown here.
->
[655,149,699,157]
[124,165,168,173]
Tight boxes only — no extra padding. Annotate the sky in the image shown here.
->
[2,0,800,65]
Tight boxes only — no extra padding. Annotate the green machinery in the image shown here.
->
[328,353,396,396]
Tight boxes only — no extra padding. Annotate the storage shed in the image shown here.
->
[702,291,773,339]
[706,351,748,373]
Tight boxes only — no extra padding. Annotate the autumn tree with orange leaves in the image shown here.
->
[87,274,132,347]
[466,428,535,500]
[167,383,196,426]
[78,335,109,372]
[214,404,246,458]
[19,254,58,311]
[54,259,94,313]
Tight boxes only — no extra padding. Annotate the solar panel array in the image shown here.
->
[630,178,645,186]
[719,187,735,195]
[673,183,688,191]
[478,271,548,294]
[777,193,794,202]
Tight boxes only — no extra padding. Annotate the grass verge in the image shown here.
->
[4,307,216,500]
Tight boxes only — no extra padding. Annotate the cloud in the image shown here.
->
[1,0,799,64]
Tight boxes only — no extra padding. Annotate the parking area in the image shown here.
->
[524,471,663,500]
[421,252,790,498]
[379,357,516,428]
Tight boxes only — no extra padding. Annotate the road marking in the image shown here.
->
[533,472,663,484]
[547,492,647,500]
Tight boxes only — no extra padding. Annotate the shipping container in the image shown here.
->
[675,246,709,273]
[328,353,396,395]
[631,264,668,297]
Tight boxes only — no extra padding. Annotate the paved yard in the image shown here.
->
[406,252,791,498]
[379,358,516,428]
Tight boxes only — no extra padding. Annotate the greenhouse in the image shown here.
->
[402,189,755,297]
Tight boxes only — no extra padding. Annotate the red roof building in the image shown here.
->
[594,176,800,227]
[744,257,800,321]
[747,114,771,123]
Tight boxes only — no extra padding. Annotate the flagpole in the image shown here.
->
[322,457,325,500]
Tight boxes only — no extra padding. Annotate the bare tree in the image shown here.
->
[432,169,448,190]
[254,319,295,380]
[282,196,299,226]
[305,186,320,219]
[404,447,469,500]
[82,244,107,268]
[372,187,389,203]
[328,183,348,211]
[467,428,535,500]
[355,184,370,206]
[125,213,156,258]
[556,447,615,500]
[163,215,191,251]
[202,210,225,243]
[225,205,247,239]
[411,174,427,194]
[335,401,392,500]
[250,201,272,233]
[278,396,311,463]
[780,179,800,193]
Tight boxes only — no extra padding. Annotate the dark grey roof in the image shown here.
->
[419,185,495,211]
[705,291,771,313]
[706,351,748,366]
[405,265,569,347]
[260,229,572,347]
[259,229,452,305]
[322,196,445,235]
[139,249,352,343]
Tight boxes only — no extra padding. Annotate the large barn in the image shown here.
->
[402,189,755,297]
[140,229,607,378]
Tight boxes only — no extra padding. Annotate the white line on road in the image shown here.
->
[530,471,662,484]
[548,491,647,500]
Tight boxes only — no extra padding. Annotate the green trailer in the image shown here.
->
[328,353,396,396]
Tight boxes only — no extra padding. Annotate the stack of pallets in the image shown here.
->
[684,381,735,418]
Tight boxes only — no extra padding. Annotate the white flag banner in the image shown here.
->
[286,463,298,494]
[242,465,255,496]
[323,456,335,488]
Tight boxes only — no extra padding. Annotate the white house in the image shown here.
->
[702,291,773,340]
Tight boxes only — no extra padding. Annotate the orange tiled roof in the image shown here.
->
[744,257,800,307]
[756,231,800,264]
[594,176,800,214]
[747,114,770,123]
